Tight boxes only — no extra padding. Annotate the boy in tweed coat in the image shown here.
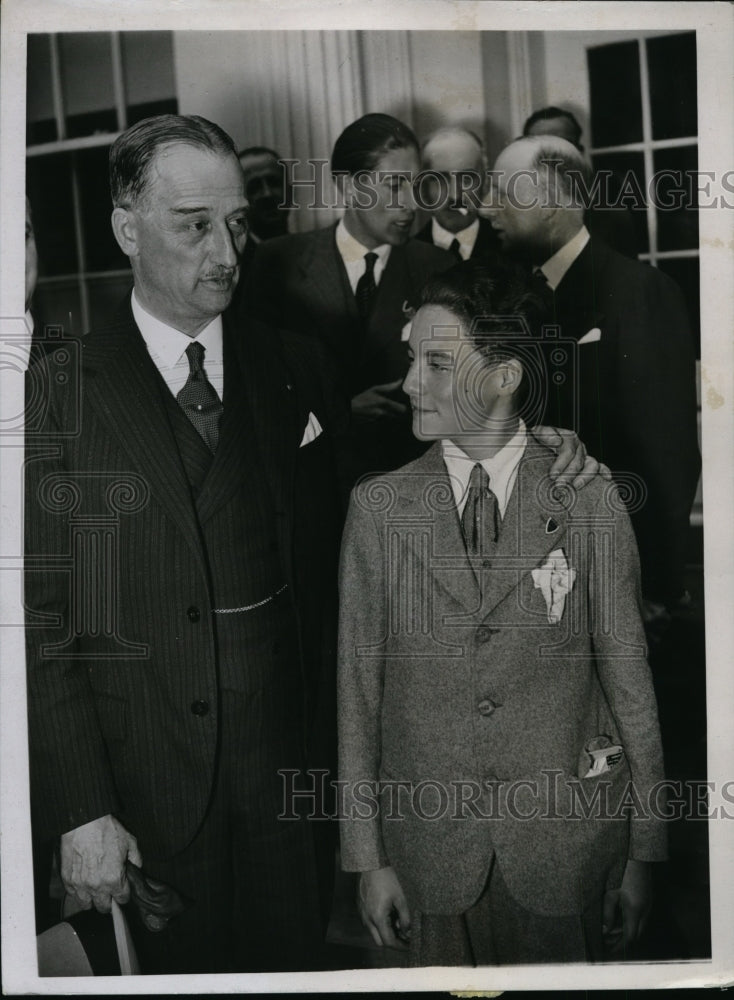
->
[337,262,666,965]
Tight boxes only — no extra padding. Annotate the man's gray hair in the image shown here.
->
[110,114,237,209]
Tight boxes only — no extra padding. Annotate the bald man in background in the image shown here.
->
[416,126,502,263]
[488,135,700,627]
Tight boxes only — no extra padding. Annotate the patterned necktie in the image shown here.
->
[355,251,378,320]
[460,463,499,558]
[449,238,463,261]
[176,341,223,452]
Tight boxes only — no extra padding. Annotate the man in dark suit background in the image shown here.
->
[488,135,700,620]
[236,145,291,274]
[245,113,454,480]
[24,114,346,973]
[415,126,502,263]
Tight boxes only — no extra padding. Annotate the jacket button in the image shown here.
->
[477,698,496,717]
[475,625,499,644]
[187,606,200,623]
[190,700,209,716]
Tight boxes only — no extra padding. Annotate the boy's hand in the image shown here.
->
[602,858,654,956]
[530,425,611,489]
[358,866,412,950]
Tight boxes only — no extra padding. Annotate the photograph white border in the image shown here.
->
[2,0,733,992]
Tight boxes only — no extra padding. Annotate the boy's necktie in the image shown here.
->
[460,462,499,558]
[176,341,223,452]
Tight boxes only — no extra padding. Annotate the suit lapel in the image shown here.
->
[478,440,571,618]
[394,444,480,613]
[367,245,412,353]
[300,225,356,329]
[229,315,302,530]
[81,310,208,578]
[551,239,607,340]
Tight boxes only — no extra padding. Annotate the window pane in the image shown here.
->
[590,151,648,254]
[87,274,134,329]
[33,277,82,336]
[656,257,700,359]
[653,146,699,252]
[647,32,697,141]
[121,32,178,126]
[588,41,642,147]
[27,34,57,145]
[26,154,78,276]
[59,33,117,138]
[76,147,130,272]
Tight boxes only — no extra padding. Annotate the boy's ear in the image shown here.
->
[499,358,523,395]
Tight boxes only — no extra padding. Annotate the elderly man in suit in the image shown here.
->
[415,126,502,264]
[24,114,346,973]
[487,136,700,627]
[338,262,666,965]
[245,113,454,480]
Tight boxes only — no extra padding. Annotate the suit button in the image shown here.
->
[475,625,499,644]
[477,698,496,717]
[190,700,209,716]
[187,606,200,623]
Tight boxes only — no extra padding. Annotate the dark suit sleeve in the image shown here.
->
[588,485,667,863]
[337,489,390,872]
[25,418,120,842]
[607,266,700,603]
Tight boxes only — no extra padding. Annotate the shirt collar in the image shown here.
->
[431,217,479,255]
[540,225,590,290]
[335,217,391,268]
[131,289,223,369]
[441,419,527,513]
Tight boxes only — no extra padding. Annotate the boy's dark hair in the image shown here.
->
[331,113,419,177]
[419,260,549,419]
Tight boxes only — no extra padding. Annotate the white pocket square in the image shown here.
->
[531,547,576,624]
[577,327,601,345]
[300,411,323,447]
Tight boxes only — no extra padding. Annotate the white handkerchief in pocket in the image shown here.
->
[577,327,601,345]
[300,411,323,447]
[531,547,576,624]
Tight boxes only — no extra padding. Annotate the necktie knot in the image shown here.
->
[185,340,206,376]
[449,238,462,261]
[363,251,378,274]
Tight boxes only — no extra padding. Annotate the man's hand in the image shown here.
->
[358,866,412,950]
[60,814,142,914]
[602,858,654,956]
[530,424,612,489]
[351,380,408,422]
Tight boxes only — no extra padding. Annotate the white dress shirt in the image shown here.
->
[431,217,479,260]
[335,218,391,294]
[441,420,527,519]
[539,225,590,291]
[131,289,224,400]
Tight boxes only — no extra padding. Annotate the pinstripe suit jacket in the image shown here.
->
[25,299,346,857]
[338,440,666,917]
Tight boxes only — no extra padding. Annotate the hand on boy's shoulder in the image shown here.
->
[530,424,612,490]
